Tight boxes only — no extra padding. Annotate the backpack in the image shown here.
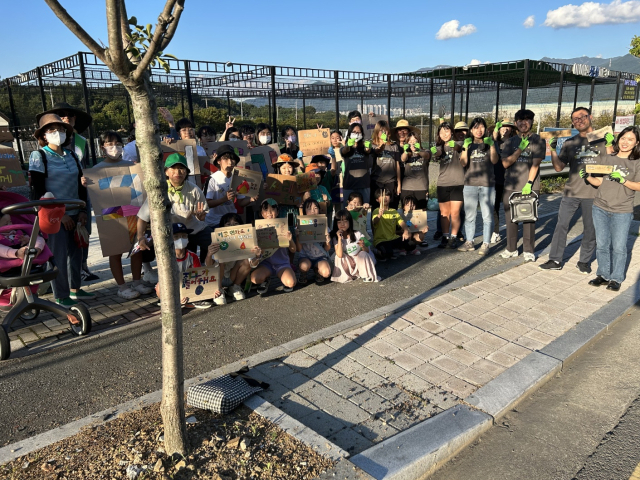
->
[30,148,83,200]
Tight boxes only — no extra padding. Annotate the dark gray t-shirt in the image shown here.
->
[594,153,640,213]
[341,145,374,190]
[402,152,430,191]
[501,134,545,190]
[464,143,495,187]
[435,143,465,187]
[558,135,603,199]
[371,143,400,185]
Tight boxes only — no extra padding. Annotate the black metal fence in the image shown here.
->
[1,53,637,165]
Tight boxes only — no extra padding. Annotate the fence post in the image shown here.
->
[361,95,364,114]
[556,68,565,127]
[302,93,306,130]
[78,53,96,166]
[589,78,595,112]
[387,75,392,120]
[267,93,272,135]
[573,82,579,110]
[495,81,500,123]
[334,70,340,130]
[183,60,195,124]
[520,59,530,110]
[6,80,24,164]
[37,67,47,111]
[429,78,434,145]
[612,72,622,130]
[227,91,231,116]
[450,67,456,124]
[271,66,278,138]
[465,80,470,122]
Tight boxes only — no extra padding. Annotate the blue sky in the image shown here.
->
[3,0,640,78]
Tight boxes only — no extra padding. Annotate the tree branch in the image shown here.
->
[132,0,178,82]
[105,0,127,74]
[159,0,185,50]
[44,0,106,63]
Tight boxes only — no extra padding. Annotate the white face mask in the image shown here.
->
[259,135,271,144]
[46,131,66,146]
[174,238,189,250]
[350,133,363,142]
[104,145,123,159]
[287,135,297,143]
[229,137,239,142]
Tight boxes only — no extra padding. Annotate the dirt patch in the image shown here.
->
[1,402,335,479]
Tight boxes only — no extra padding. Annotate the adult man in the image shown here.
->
[539,107,610,273]
[500,109,546,262]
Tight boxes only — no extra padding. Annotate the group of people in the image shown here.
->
[9,102,639,310]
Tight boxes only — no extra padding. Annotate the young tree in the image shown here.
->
[44,0,188,455]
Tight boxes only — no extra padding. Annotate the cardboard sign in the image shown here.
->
[249,144,280,180]
[585,164,614,174]
[400,210,428,233]
[539,130,572,140]
[351,209,370,239]
[0,147,25,186]
[161,139,201,176]
[614,115,635,134]
[230,167,262,198]
[264,174,302,205]
[295,172,318,193]
[180,265,220,301]
[212,225,256,262]
[84,163,146,257]
[363,114,389,140]
[586,126,613,143]
[255,218,289,249]
[298,128,331,158]
[297,215,327,244]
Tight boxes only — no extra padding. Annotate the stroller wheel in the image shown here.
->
[67,304,92,336]
[19,308,40,321]
[0,326,9,361]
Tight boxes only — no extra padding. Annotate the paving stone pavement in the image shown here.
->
[248,234,640,456]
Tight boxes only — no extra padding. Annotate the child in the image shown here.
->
[91,131,153,299]
[372,188,417,260]
[154,223,223,308]
[370,121,401,209]
[280,125,303,161]
[340,123,374,204]
[330,209,379,283]
[345,192,372,239]
[327,132,344,209]
[251,199,297,294]
[302,163,331,205]
[399,195,429,248]
[295,199,331,284]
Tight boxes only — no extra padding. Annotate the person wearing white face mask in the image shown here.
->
[340,123,374,204]
[84,131,154,300]
[29,113,93,306]
[255,123,272,146]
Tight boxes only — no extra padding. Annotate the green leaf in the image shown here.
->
[146,24,152,36]
[163,53,178,60]
[128,16,138,25]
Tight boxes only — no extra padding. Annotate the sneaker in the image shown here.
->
[257,280,270,295]
[433,231,443,241]
[118,286,141,300]
[56,297,78,306]
[588,275,608,287]
[283,285,294,293]
[69,289,95,299]
[457,233,465,242]
[437,236,448,249]
[81,269,100,282]
[478,243,490,256]
[445,237,459,249]
[576,262,592,274]
[192,300,213,308]
[490,232,501,244]
[500,249,518,259]
[409,249,421,256]
[398,251,407,256]
[133,282,154,295]
[315,273,327,283]
[298,271,308,284]
[419,241,429,247]
[143,270,159,284]
[457,241,475,252]
[214,294,227,306]
[523,252,536,263]
[230,284,246,301]
[539,260,562,271]
[606,281,621,291]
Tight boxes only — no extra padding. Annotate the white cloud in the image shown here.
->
[596,53,603,58]
[523,15,535,28]
[469,59,481,65]
[435,20,477,40]
[544,0,640,28]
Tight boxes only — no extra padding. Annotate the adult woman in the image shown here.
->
[458,117,499,255]
[490,120,516,243]
[400,131,431,210]
[370,121,401,209]
[582,126,640,291]
[29,113,93,306]
[255,123,272,146]
[340,123,374,204]
[433,122,464,249]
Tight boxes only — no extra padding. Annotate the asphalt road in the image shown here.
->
[0,211,581,447]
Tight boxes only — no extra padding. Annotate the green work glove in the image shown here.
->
[579,168,589,179]
[605,132,615,147]
[518,136,530,151]
[347,138,355,147]
[484,137,494,147]
[609,171,626,184]
[495,121,503,130]
[447,140,455,148]
[430,146,437,154]
[463,138,473,150]
[549,137,557,149]
[521,183,532,195]
[414,142,421,150]
[381,133,388,142]
[364,140,371,148]
[403,144,410,152]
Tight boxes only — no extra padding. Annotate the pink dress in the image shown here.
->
[331,231,377,283]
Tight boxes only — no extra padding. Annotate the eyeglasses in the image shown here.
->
[572,114,589,123]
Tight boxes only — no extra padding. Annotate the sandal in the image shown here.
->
[299,272,308,284]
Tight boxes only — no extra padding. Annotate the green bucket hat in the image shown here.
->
[164,153,190,173]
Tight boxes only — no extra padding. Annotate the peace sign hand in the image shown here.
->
[226,116,235,129]
[193,201,207,220]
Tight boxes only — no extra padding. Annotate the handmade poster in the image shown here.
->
[264,174,302,205]
[0,147,25,186]
[539,129,573,140]
[84,163,146,257]
[585,164,614,174]
[586,126,614,143]
[255,218,289,249]
[212,225,256,263]
[363,114,389,140]
[298,128,330,158]
[295,172,318,193]
[297,215,327,244]
[249,144,280,180]
[351,207,370,239]
[202,140,251,174]
[400,210,428,233]
[230,167,262,198]
[161,139,201,176]
[180,265,220,301]
[614,115,635,133]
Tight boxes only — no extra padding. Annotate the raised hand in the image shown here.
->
[347,138,356,147]
[414,142,421,150]
[484,137,494,147]
[463,138,473,150]
[381,133,388,143]
[495,121,502,130]
[158,107,175,126]
[549,137,557,149]
[297,150,304,159]
[430,146,437,154]
[579,168,589,179]
[403,144,410,152]
[328,146,335,156]
[518,136,530,151]
[609,171,626,184]
[605,132,615,147]
[226,116,235,129]
[364,141,371,149]
[447,140,455,148]
[193,201,207,220]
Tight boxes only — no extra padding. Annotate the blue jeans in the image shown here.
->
[463,186,495,243]
[592,205,632,283]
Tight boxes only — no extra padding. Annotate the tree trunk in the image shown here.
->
[123,71,188,456]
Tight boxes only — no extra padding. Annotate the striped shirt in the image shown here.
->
[29,146,82,215]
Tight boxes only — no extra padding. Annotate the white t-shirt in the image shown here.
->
[123,140,137,162]
[205,171,245,227]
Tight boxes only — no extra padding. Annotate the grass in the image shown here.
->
[540,175,568,194]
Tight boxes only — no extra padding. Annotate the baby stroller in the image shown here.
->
[0,195,92,360]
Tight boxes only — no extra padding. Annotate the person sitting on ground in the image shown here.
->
[371,188,416,260]
[330,208,379,283]
[295,198,332,284]
[346,191,372,240]
[399,195,429,248]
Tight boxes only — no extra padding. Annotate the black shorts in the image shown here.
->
[436,185,464,203]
